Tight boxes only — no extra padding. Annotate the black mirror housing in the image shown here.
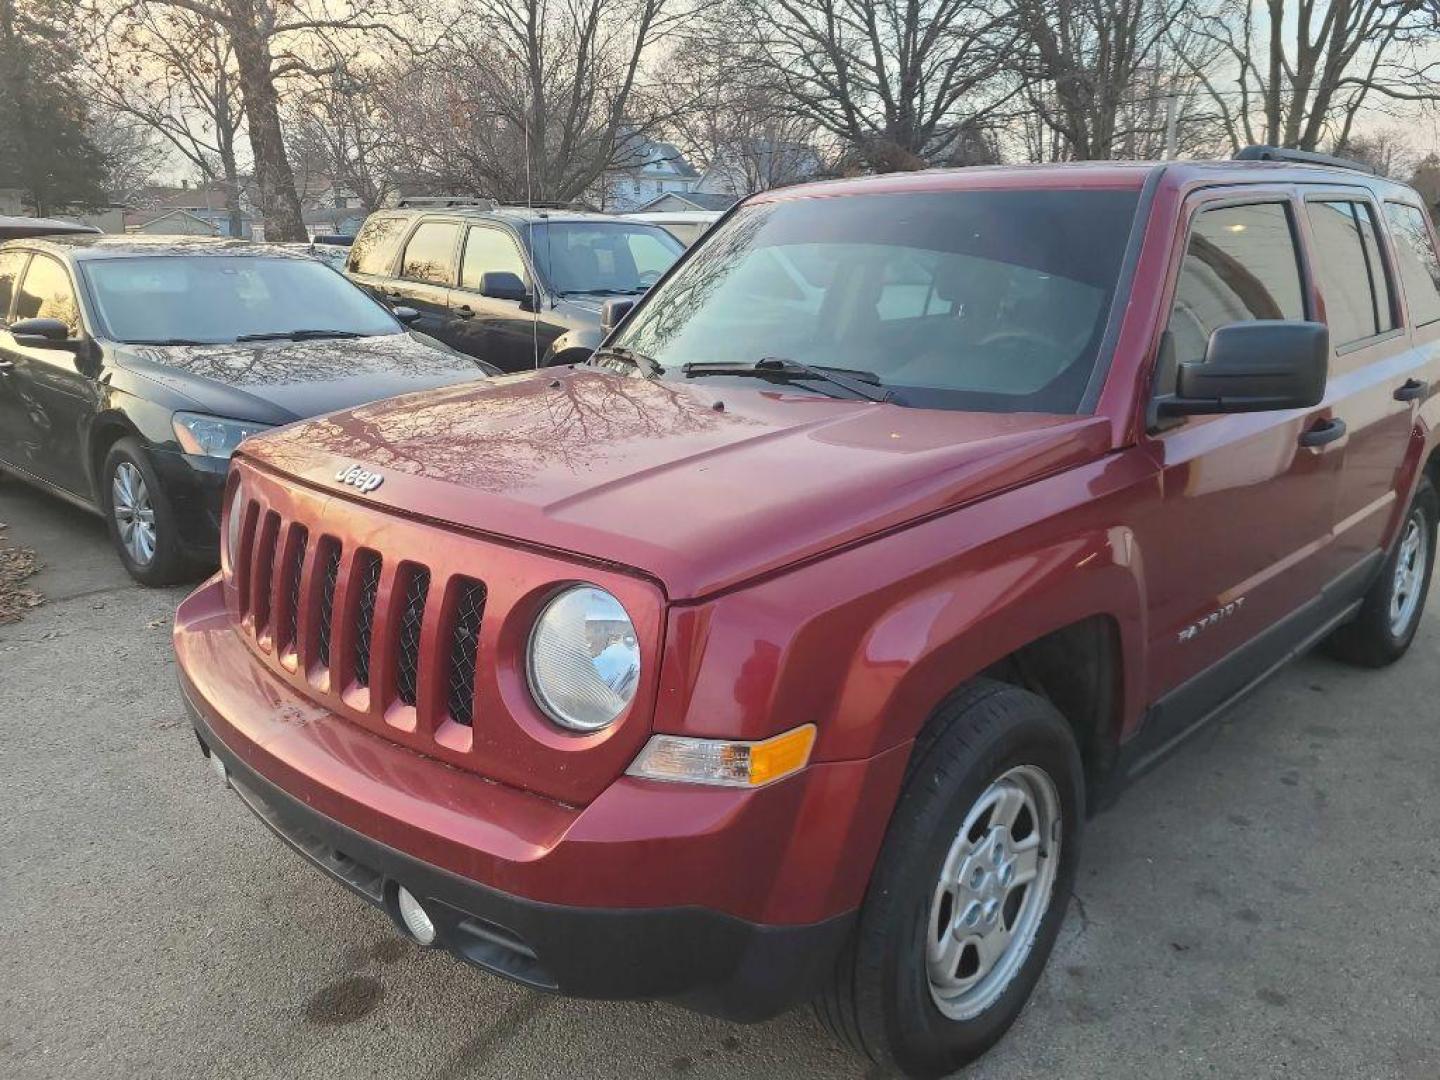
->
[601,298,635,335]
[8,317,76,349]
[1160,320,1328,416]
[479,271,529,302]
[392,305,421,325]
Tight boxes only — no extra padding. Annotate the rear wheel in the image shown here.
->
[817,680,1083,1078]
[1325,476,1436,667]
[101,438,192,587]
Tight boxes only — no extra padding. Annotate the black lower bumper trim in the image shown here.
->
[188,701,854,1022]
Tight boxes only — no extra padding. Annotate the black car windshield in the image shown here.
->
[81,255,401,344]
[525,222,683,296]
[611,189,1141,413]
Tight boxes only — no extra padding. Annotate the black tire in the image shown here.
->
[1324,476,1437,667]
[100,438,193,587]
[817,680,1084,1078]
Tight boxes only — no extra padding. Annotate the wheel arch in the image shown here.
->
[87,412,143,504]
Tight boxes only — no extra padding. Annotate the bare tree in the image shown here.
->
[702,0,1019,170]
[87,5,247,234]
[395,0,683,204]
[1184,0,1440,153]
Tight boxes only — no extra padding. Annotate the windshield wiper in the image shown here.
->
[588,345,665,377]
[681,357,892,402]
[234,329,365,342]
[124,337,210,346]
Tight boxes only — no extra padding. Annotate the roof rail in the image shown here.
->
[395,196,499,210]
[496,200,599,213]
[1234,145,1376,175]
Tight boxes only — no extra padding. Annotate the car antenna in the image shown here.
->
[523,105,540,369]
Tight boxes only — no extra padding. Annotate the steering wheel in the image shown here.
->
[974,328,1065,355]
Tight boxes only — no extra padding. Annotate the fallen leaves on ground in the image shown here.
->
[0,522,44,625]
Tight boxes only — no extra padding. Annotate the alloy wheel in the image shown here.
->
[926,764,1062,1021]
[1389,513,1428,637]
[112,461,157,567]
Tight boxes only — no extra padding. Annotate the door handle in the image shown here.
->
[1299,417,1347,448]
[1394,378,1428,402]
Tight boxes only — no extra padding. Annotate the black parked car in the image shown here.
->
[345,202,685,371]
[0,236,494,585]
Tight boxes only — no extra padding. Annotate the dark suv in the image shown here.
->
[179,150,1439,1077]
[345,201,684,372]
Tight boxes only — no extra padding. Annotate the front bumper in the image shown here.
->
[175,578,910,1019]
[148,448,226,561]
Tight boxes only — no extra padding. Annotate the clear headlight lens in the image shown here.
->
[172,412,270,459]
[527,586,640,731]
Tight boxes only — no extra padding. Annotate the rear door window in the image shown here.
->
[399,221,461,286]
[0,251,26,323]
[1383,202,1440,326]
[1305,200,1396,345]
[347,215,407,276]
[1164,202,1305,391]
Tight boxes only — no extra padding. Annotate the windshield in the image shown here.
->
[525,222,684,296]
[611,189,1140,413]
[82,255,401,344]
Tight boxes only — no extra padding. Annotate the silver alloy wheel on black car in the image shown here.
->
[111,461,157,567]
[926,764,1061,1021]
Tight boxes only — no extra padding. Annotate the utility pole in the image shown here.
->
[1163,94,1179,160]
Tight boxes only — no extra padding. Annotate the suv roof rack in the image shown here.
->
[396,196,500,210]
[1233,145,1376,175]
[495,200,599,213]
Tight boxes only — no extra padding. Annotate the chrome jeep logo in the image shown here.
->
[334,464,384,493]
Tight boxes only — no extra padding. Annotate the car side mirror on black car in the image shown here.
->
[479,271,529,303]
[8,316,77,350]
[1158,320,1329,417]
[392,306,421,325]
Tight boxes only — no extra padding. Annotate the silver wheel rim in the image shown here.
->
[1389,513,1427,637]
[112,462,157,566]
[926,764,1061,1021]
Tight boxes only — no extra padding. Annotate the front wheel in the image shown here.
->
[1325,475,1436,667]
[818,680,1083,1078]
[101,438,193,587]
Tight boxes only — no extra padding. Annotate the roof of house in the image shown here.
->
[635,191,738,212]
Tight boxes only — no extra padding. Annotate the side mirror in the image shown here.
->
[601,298,635,335]
[8,317,77,349]
[1159,320,1328,416]
[479,271,529,302]
[392,305,421,325]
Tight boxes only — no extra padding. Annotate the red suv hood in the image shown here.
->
[240,368,1112,599]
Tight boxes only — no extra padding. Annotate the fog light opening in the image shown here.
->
[396,886,436,945]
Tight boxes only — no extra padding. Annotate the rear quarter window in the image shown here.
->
[1383,202,1440,326]
[347,215,407,276]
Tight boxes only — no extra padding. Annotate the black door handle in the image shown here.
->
[1394,378,1428,402]
[1299,417,1347,448]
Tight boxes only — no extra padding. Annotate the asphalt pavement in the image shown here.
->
[2,476,1438,1079]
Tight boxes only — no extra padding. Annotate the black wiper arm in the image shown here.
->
[124,337,209,346]
[589,345,665,377]
[681,357,891,402]
[234,329,364,342]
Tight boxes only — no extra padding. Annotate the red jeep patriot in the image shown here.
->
[175,149,1440,1077]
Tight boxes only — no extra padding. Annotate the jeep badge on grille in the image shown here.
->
[335,464,384,493]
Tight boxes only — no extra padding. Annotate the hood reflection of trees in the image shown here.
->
[255,369,753,495]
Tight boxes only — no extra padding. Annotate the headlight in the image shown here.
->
[223,481,245,573]
[527,586,640,731]
[172,412,270,459]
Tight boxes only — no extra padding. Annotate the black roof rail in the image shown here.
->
[1234,144,1376,175]
[395,196,500,210]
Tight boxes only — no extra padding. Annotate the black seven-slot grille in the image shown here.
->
[235,502,484,728]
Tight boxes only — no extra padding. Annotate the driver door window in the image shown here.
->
[1162,202,1305,394]
[14,255,81,335]
[460,227,528,292]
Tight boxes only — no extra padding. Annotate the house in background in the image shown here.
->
[123,180,256,238]
[596,131,701,212]
[125,208,235,237]
[691,138,827,201]
[631,190,738,214]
